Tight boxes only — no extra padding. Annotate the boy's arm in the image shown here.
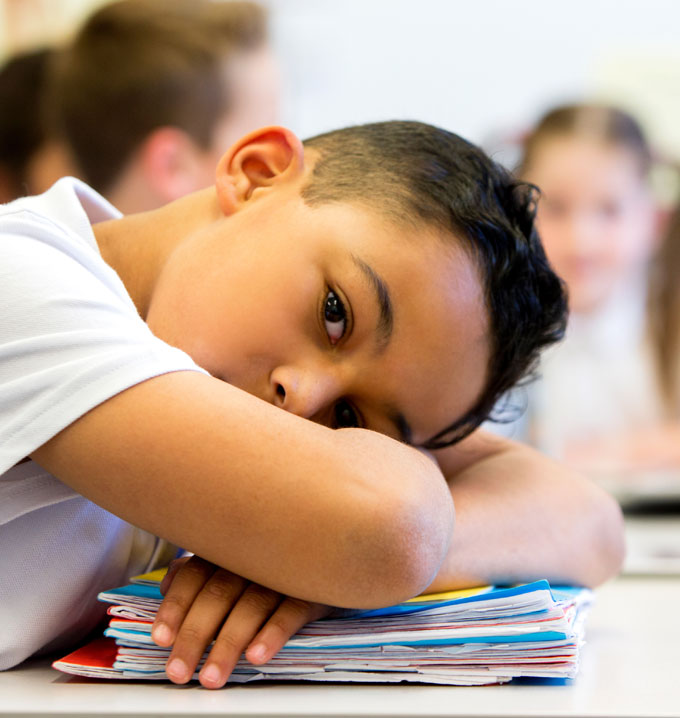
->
[426,429,626,592]
[31,371,453,609]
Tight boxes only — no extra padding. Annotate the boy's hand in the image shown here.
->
[151,555,331,689]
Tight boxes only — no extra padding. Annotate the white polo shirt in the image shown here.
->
[0,179,207,669]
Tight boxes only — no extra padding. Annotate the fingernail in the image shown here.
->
[200,663,223,688]
[166,657,188,683]
[152,622,172,646]
[248,643,266,663]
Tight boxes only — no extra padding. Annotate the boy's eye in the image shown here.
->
[323,290,347,345]
[333,400,360,429]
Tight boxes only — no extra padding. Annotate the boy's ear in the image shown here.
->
[215,126,305,215]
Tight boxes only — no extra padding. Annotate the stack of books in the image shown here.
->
[53,569,592,686]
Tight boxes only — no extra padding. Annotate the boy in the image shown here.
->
[46,0,279,213]
[0,121,624,684]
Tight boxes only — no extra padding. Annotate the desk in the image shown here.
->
[2,576,679,718]
[624,514,680,575]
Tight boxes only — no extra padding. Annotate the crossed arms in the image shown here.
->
[32,370,624,685]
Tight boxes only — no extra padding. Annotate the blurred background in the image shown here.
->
[2,0,680,159]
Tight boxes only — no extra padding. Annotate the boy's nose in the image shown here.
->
[270,365,344,420]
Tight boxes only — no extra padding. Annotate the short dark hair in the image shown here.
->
[0,48,53,195]
[48,0,267,193]
[302,121,567,449]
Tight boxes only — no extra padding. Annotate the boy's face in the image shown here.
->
[147,177,489,447]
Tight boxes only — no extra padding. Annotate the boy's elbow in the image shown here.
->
[597,490,626,583]
[583,488,626,588]
[343,453,455,608]
[383,477,455,601]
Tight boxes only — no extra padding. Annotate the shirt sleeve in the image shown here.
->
[0,211,207,474]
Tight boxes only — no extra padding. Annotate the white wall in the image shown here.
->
[3,0,679,157]
[0,0,110,58]
[267,0,680,158]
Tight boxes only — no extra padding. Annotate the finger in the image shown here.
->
[197,583,282,689]
[152,556,216,648]
[165,569,248,685]
[159,555,191,595]
[245,599,332,665]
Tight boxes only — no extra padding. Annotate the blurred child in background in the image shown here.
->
[0,48,76,202]
[516,103,680,476]
[46,0,280,214]
[647,200,680,458]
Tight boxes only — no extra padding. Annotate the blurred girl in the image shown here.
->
[518,104,680,475]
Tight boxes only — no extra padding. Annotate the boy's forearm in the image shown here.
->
[32,372,453,611]
[427,432,625,592]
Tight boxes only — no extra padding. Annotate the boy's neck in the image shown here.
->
[94,187,221,319]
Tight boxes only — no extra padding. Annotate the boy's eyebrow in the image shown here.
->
[351,254,393,351]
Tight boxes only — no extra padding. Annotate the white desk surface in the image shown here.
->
[623,514,680,575]
[2,575,679,718]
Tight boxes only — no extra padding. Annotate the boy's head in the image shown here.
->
[48,0,279,213]
[145,121,566,448]
[301,122,567,446]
